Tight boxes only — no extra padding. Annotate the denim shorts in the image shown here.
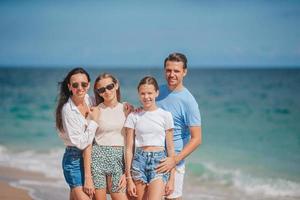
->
[131,147,169,184]
[62,146,84,188]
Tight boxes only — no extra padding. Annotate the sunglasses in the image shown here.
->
[71,82,89,89]
[96,83,115,94]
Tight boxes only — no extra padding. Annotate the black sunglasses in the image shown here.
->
[96,83,115,94]
[71,82,89,89]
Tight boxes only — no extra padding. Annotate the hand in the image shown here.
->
[117,174,127,192]
[127,178,137,197]
[84,176,95,199]
[134,106,143,113]
[123,102,134,117]
[156,156,177,173]
[89,106,100,122]
[165,178,174,196]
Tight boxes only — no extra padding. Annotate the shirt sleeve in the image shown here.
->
[62,110,98,150]
[124,113,136,129]
[164,111,174,130]
[186,97,201,126]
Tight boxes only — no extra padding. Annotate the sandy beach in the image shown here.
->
[0,166,54,200]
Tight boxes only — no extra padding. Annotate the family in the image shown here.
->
[55,52,202,200]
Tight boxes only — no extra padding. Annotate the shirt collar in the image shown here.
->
[68,94,90,113]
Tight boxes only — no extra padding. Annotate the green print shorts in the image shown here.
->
[91,145,125,193]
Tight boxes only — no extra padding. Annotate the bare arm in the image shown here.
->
[165,129,175,195]
[175,126,202,163]
[125,127,137,197]
[156,126,202,173]
[83,144,94,197]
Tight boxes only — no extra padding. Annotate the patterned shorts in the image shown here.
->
[91,145,125,193]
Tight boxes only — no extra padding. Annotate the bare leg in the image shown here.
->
[69,190,74,200]
[71,186,91,200]
[105,175,128,200]
[148,178,165,200]
[95,188,106,200]
[135,181,147,200]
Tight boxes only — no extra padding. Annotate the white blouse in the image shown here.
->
[58,94,98,150]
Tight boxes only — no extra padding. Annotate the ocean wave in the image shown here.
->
[0,145,64,179]
[195,162,300,198]
[1,145,300,199]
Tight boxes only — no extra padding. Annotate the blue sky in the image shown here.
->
[0,1,299,68]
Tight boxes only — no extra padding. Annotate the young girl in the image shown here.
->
[84,73,130,200]
[124,76,175,200]
[55,67,100,200]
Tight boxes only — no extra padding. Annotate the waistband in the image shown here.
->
[135,147,165,156]
[65,146,82,152]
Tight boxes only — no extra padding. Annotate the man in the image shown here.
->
[156,52,202,200]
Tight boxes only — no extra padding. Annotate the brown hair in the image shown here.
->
[93,73,121,105]
[55,67,90,132]
[137,76,159,91]
[164,52,188,69]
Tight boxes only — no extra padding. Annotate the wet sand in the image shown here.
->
[0,166,51,200]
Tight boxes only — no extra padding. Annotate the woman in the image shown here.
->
[124,76,175,200]
[56,67,99,200]
[84,73,130,200]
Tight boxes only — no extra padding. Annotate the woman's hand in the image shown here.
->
[117,174,127,191]
[84,176,95,199]
[123,102,134,117]
[127,178,137,197]
[89,106,100,122]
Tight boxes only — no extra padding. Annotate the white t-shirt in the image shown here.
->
[124,108,174,147]
[94,102,126,146]
[58,94,98,150]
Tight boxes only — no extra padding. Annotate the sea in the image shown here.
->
[0,67,300,200]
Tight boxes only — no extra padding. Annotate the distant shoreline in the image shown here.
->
[0,65,300,70]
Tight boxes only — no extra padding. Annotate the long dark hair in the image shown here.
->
[55,67,90,132]
[93,73,121,105]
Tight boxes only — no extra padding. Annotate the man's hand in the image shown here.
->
[156,156,177,173]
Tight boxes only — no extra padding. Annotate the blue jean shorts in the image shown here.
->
[131,148,169,184]
[62,146,84,188]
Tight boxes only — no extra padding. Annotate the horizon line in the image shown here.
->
[0,65,300,69]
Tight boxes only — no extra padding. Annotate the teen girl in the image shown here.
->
[84,73,130,200]
[124,76,175,200]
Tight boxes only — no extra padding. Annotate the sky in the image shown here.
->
[0,0,300,68]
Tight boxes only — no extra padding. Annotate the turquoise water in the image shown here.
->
[0,67,300,199]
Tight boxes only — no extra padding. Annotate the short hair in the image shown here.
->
[164,52,187,69]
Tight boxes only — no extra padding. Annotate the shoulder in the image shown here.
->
[181,88,198,105]
[62,98,72,114]
[127,111,137,119]
[158,108,172,118]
